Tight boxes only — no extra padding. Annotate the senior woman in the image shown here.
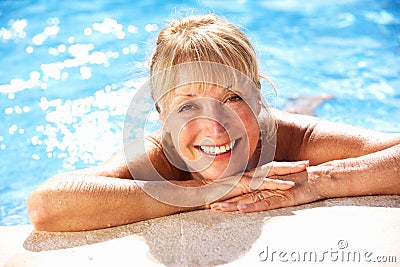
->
[27,14,400,232]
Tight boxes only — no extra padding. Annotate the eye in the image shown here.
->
[225,94,243,103]
[177,103,194,113]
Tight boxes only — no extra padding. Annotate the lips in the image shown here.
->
[198,140,236,155]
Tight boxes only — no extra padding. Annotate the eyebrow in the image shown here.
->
[174,93,197,97]
[169,94,195,107]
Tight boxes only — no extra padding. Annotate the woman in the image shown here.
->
[27,14,400,232]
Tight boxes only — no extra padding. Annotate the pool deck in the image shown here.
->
[1,195,399,267]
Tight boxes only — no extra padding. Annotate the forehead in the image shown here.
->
[152,62,259,106]
[171,83,229,97]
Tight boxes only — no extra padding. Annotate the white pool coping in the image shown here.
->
[1,195,399,266]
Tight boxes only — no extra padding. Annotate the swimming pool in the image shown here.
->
[0,0,399,226]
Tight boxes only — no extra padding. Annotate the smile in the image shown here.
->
[199,140,236,155]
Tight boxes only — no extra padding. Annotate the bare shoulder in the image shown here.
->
[87,131,191,181]
[271,108,320,130]
[271,108,320,162]
[271,108,400,164]
[272,108,399,141]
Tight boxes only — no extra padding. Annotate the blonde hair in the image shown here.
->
[150,14,270,108]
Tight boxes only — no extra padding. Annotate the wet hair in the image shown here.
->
[149,14,271,110]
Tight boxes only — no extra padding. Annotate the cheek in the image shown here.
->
[237,108,260,144]
[237,103,258,124]
[177,127,191,148]
[175,121,200,149]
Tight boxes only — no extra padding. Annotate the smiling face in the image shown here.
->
[159,83,261,180]
[148,14,267,180]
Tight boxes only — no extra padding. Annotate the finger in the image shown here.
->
[210,192,254,211]
[237,191,294,213]
[248,161,308,190]
[214,194,244,204]
[210,202,238,212]
[246,161,309,178]
[256,178,295,191]
[266,161,309,176]
[211,192,264,212]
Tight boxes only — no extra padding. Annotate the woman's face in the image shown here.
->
[160,83,261,180]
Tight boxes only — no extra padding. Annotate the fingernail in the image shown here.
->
[220,203,230,208]
[237,204,248,210]
[210,203,219,209]
[280,180,295,187]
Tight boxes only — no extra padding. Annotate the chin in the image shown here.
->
[199,166,243,180]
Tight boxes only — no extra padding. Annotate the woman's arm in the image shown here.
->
[211,142,400,212]
[27,134,194,231]
[311,142,400,198]
[27,174,202,232]
[27,133,303,232]
[211,109,400,212]
[27,166,300,232]
[276,108,400,196]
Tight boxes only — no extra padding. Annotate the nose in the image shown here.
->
[205,118,227,136]
[205,101,231,136]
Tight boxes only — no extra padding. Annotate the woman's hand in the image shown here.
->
[207,160,309,206]
[211,140,400,213]
[210,165,323,212]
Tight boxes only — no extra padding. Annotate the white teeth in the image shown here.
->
[224,143,230,151]
[209,147,215,154]
[199,140,236,155]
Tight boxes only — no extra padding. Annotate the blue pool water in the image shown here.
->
[0,0,399,226]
